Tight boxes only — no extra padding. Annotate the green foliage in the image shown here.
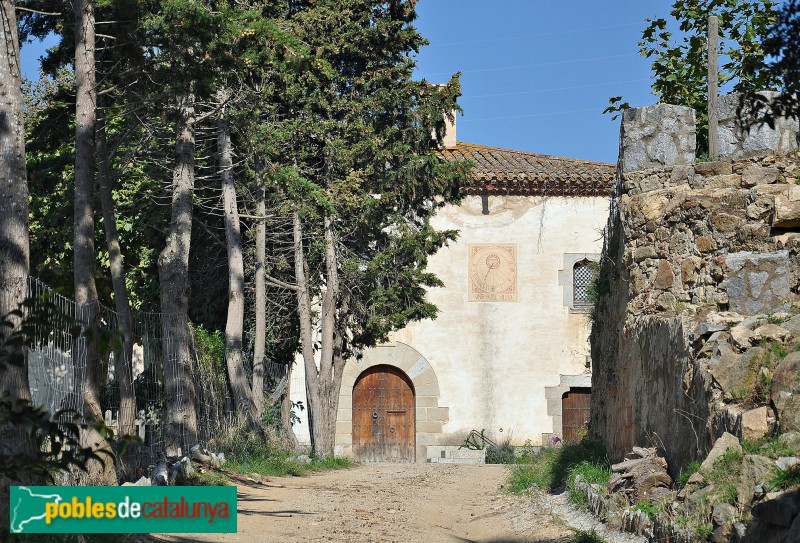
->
[633,500,661,519]
[509,440,609,494]
[566,461,612,508]
[704,447,744,505]
[742,434,796,459]
[677,460,702,488]
[605,0,780,154]
[224,453,355,478]
[565,529,605,543]
[768,465,800,490]
[485,443,516,464]
[695,523,714,541]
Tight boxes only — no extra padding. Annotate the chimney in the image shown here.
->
[443,111,457,149]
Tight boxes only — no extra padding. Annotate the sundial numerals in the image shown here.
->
[468,244,518,302]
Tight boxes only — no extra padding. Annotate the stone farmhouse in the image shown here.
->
[291,116,616,462]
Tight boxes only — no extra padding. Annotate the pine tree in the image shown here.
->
[265,0,466,456]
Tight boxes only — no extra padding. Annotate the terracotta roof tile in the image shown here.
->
[440,142,616,197]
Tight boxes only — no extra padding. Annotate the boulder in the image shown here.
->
[742,406,771,441]
[742,164,779,187]
[122,476,152,487]
[771,352,800,412]
[709,345,749,395]
[702,432,743,472]
[778,395,800,432]
[775,457,799,471]
[754,324,789,343]
[738,455,774,507]
[713,502,738,525]
[781,314,800,337]
[730,326,755,350]
[751,490,800,528]
[152,463,169,486]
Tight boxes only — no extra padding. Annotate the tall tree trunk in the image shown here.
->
[74,0,117,484]
[280,362,299,451]
[0,0,38,529]
[97,103,137,477]
[293,210,343,458]
[218,107,261,433]
[158,90,199,458]
[252,170,266,418]
[293,210,319,453]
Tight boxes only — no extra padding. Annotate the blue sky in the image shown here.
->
[413,0,676,163]
[20,1,677,164]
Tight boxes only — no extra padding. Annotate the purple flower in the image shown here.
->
[550,435,561,445]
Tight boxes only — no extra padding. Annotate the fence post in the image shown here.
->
[708,15,719,160]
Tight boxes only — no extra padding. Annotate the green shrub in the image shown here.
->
[485,443,516,464]
[695,523,713,541]
[224,453,355,478]
[566,460,612,507]
[633,500,660,519]
[769,466,800,490]
[677,461,701,488]
[743,434,796,459]
[508,439,608,494]
[566,529,605,543]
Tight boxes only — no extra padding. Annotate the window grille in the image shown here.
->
[573,260,595,306]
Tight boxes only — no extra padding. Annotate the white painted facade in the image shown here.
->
[292,191,610,458]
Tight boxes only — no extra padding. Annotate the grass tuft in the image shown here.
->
[769,466,800,490]
[565,528,605,543]
[508,439,608,495]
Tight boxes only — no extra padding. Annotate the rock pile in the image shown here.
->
[608,447,672,503]
[127,444,227,486]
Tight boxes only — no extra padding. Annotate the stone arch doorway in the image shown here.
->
[335,342,447,462]
[352,365,415,462]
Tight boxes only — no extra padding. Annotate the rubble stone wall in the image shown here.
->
[590,93,800,476]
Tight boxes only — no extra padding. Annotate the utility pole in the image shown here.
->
[708,15,719,160]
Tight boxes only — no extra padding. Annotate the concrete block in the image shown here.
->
[426,445,446,459]
[416,396,439,407]
[337,408,352,422]
[416,407,426,421]
[416,432,436,446]
[416,445,428,463]
[426,407,450,423]
[416,420,443,433]
[547,398,562,416]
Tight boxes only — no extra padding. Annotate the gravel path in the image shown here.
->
[152,464,575,543]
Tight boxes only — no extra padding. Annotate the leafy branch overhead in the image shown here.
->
[605,0,780,154]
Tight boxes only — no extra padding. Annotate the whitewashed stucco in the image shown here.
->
[292,193,610,455]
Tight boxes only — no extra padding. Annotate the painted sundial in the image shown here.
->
[468,244,517,302]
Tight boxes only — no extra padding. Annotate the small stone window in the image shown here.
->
[573,260,595,307]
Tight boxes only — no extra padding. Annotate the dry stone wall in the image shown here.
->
[590,93,800,476]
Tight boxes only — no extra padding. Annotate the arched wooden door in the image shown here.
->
[562,387,592,443]
[352,365,415,463]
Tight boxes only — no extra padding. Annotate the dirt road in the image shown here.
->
[152,464,572,543]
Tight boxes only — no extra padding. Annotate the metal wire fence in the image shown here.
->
[1,276,281,470]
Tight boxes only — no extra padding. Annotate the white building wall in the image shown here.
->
[291,194,610,451]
